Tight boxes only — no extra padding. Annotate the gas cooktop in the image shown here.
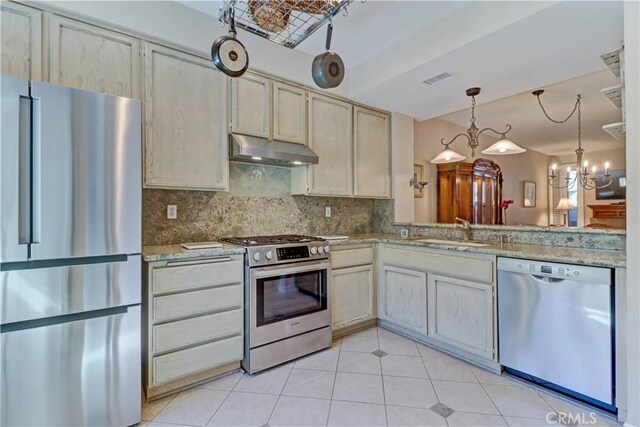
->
[220,234,324,247]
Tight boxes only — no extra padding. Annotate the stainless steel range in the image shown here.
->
[220,235,332,374]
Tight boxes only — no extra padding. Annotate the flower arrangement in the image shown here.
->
[500,199,514,210]
[500,199,514,224]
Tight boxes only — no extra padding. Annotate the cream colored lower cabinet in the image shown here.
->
[143,255,244,399]
[378,244,498,364]
[427,274,494,360]
[330,245,375,332]
[378,266,428,335]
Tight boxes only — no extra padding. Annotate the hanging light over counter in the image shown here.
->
[431,87,526,164]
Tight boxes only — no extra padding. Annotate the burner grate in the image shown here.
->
[220,234,323,246]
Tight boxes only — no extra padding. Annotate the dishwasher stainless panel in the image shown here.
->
[497,257,613,406]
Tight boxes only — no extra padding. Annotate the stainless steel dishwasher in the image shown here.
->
[497,257,615,411]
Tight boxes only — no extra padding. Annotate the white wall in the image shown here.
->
[413,118,550,225]
[392,113,415,223]
[623,2,639,426]
[38,0,349,96]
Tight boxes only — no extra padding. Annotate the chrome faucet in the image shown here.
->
[455,217,472,241]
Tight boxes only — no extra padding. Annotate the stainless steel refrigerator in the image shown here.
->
[1,75,142,426]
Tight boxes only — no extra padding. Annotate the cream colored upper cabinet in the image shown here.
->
[353,107,391,198]
[1,2,41,80]
[273,82,306,145]
[48,15,139,98]
[143,43,228,191]
[230,72,271,138]
[306,93,353,196]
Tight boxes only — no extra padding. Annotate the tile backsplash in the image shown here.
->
[143,163,374,245]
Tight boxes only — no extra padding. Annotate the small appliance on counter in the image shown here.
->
[220,235,332,374]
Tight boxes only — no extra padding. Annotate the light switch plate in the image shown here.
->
[167,205,177,219]
[325,207,331,218]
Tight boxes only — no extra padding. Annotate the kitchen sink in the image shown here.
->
[414,239,492,247]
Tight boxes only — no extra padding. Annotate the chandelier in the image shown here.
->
[532,89,612,190]
[431,87,526,164]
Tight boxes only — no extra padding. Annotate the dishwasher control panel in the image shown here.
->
[497,257,612,284]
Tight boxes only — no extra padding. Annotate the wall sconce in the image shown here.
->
[411,164,428,197]
[410,176,428,192]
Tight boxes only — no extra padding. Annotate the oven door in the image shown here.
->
[249,259,331,348]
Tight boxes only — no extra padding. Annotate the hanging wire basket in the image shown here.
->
[219,0,353,49]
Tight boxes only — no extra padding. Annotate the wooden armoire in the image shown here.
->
[436,159,503,224]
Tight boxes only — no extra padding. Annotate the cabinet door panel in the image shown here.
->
[231,73,271,138]
[332,265,374,330]
[49,16,139,98]
[380,266,427,335]
[308,93,352,196]
[153,335,243,385]
[353,107,391,198]
[1,3,41,80]
[273,82,306,144]
[144,43,228,190]
[428,274,494,359]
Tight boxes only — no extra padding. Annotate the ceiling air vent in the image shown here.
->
[422,72,454,87]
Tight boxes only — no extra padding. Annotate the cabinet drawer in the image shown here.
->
[383,247,494,283]
[153,309,243,355]
[153,335,243,385]
[331,247,374,269]
[152,259,243,294]
[153,284,242,323]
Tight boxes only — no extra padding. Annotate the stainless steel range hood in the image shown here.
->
[229,134,319,166]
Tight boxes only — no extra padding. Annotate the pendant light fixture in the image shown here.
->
[431,87,526,164]
[532,89,612,190]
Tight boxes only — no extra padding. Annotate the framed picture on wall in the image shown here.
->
[413,164,425,198]
[523,181,536,207]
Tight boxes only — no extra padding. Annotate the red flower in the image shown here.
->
[500,199,514,210]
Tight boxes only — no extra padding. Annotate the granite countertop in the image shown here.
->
[142,243,245,262]
[142,234,625,268]
[328,234,626,268]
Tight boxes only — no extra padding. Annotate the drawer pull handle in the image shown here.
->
[166,257,232,267]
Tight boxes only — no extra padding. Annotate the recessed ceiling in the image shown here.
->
[438,70,624,156]
[177,1,624,124]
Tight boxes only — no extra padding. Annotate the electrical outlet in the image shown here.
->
[167,205,177,219]
[325,207,331,218]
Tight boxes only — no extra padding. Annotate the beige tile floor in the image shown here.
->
[140,327,621,427]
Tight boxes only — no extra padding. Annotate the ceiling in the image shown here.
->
[178,1,624,126]
[439,70,624,156]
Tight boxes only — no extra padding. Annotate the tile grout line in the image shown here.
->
[471,369,511,426]
[326,337,343,427]
[376,328,391,427]
[202,388,233,427]
[144,388,179,423]
[266,365,296,426]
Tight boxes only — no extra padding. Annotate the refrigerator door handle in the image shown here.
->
[17,96,32,245]
[31,97,41,244]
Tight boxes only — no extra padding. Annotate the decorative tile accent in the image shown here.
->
[430,402,455,418]
[371,350,388,358]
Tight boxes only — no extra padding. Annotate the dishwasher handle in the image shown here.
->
[530,274,566,284]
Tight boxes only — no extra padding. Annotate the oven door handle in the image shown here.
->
[252,260,331,278]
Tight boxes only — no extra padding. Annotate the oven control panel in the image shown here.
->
[247,242,329,267]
